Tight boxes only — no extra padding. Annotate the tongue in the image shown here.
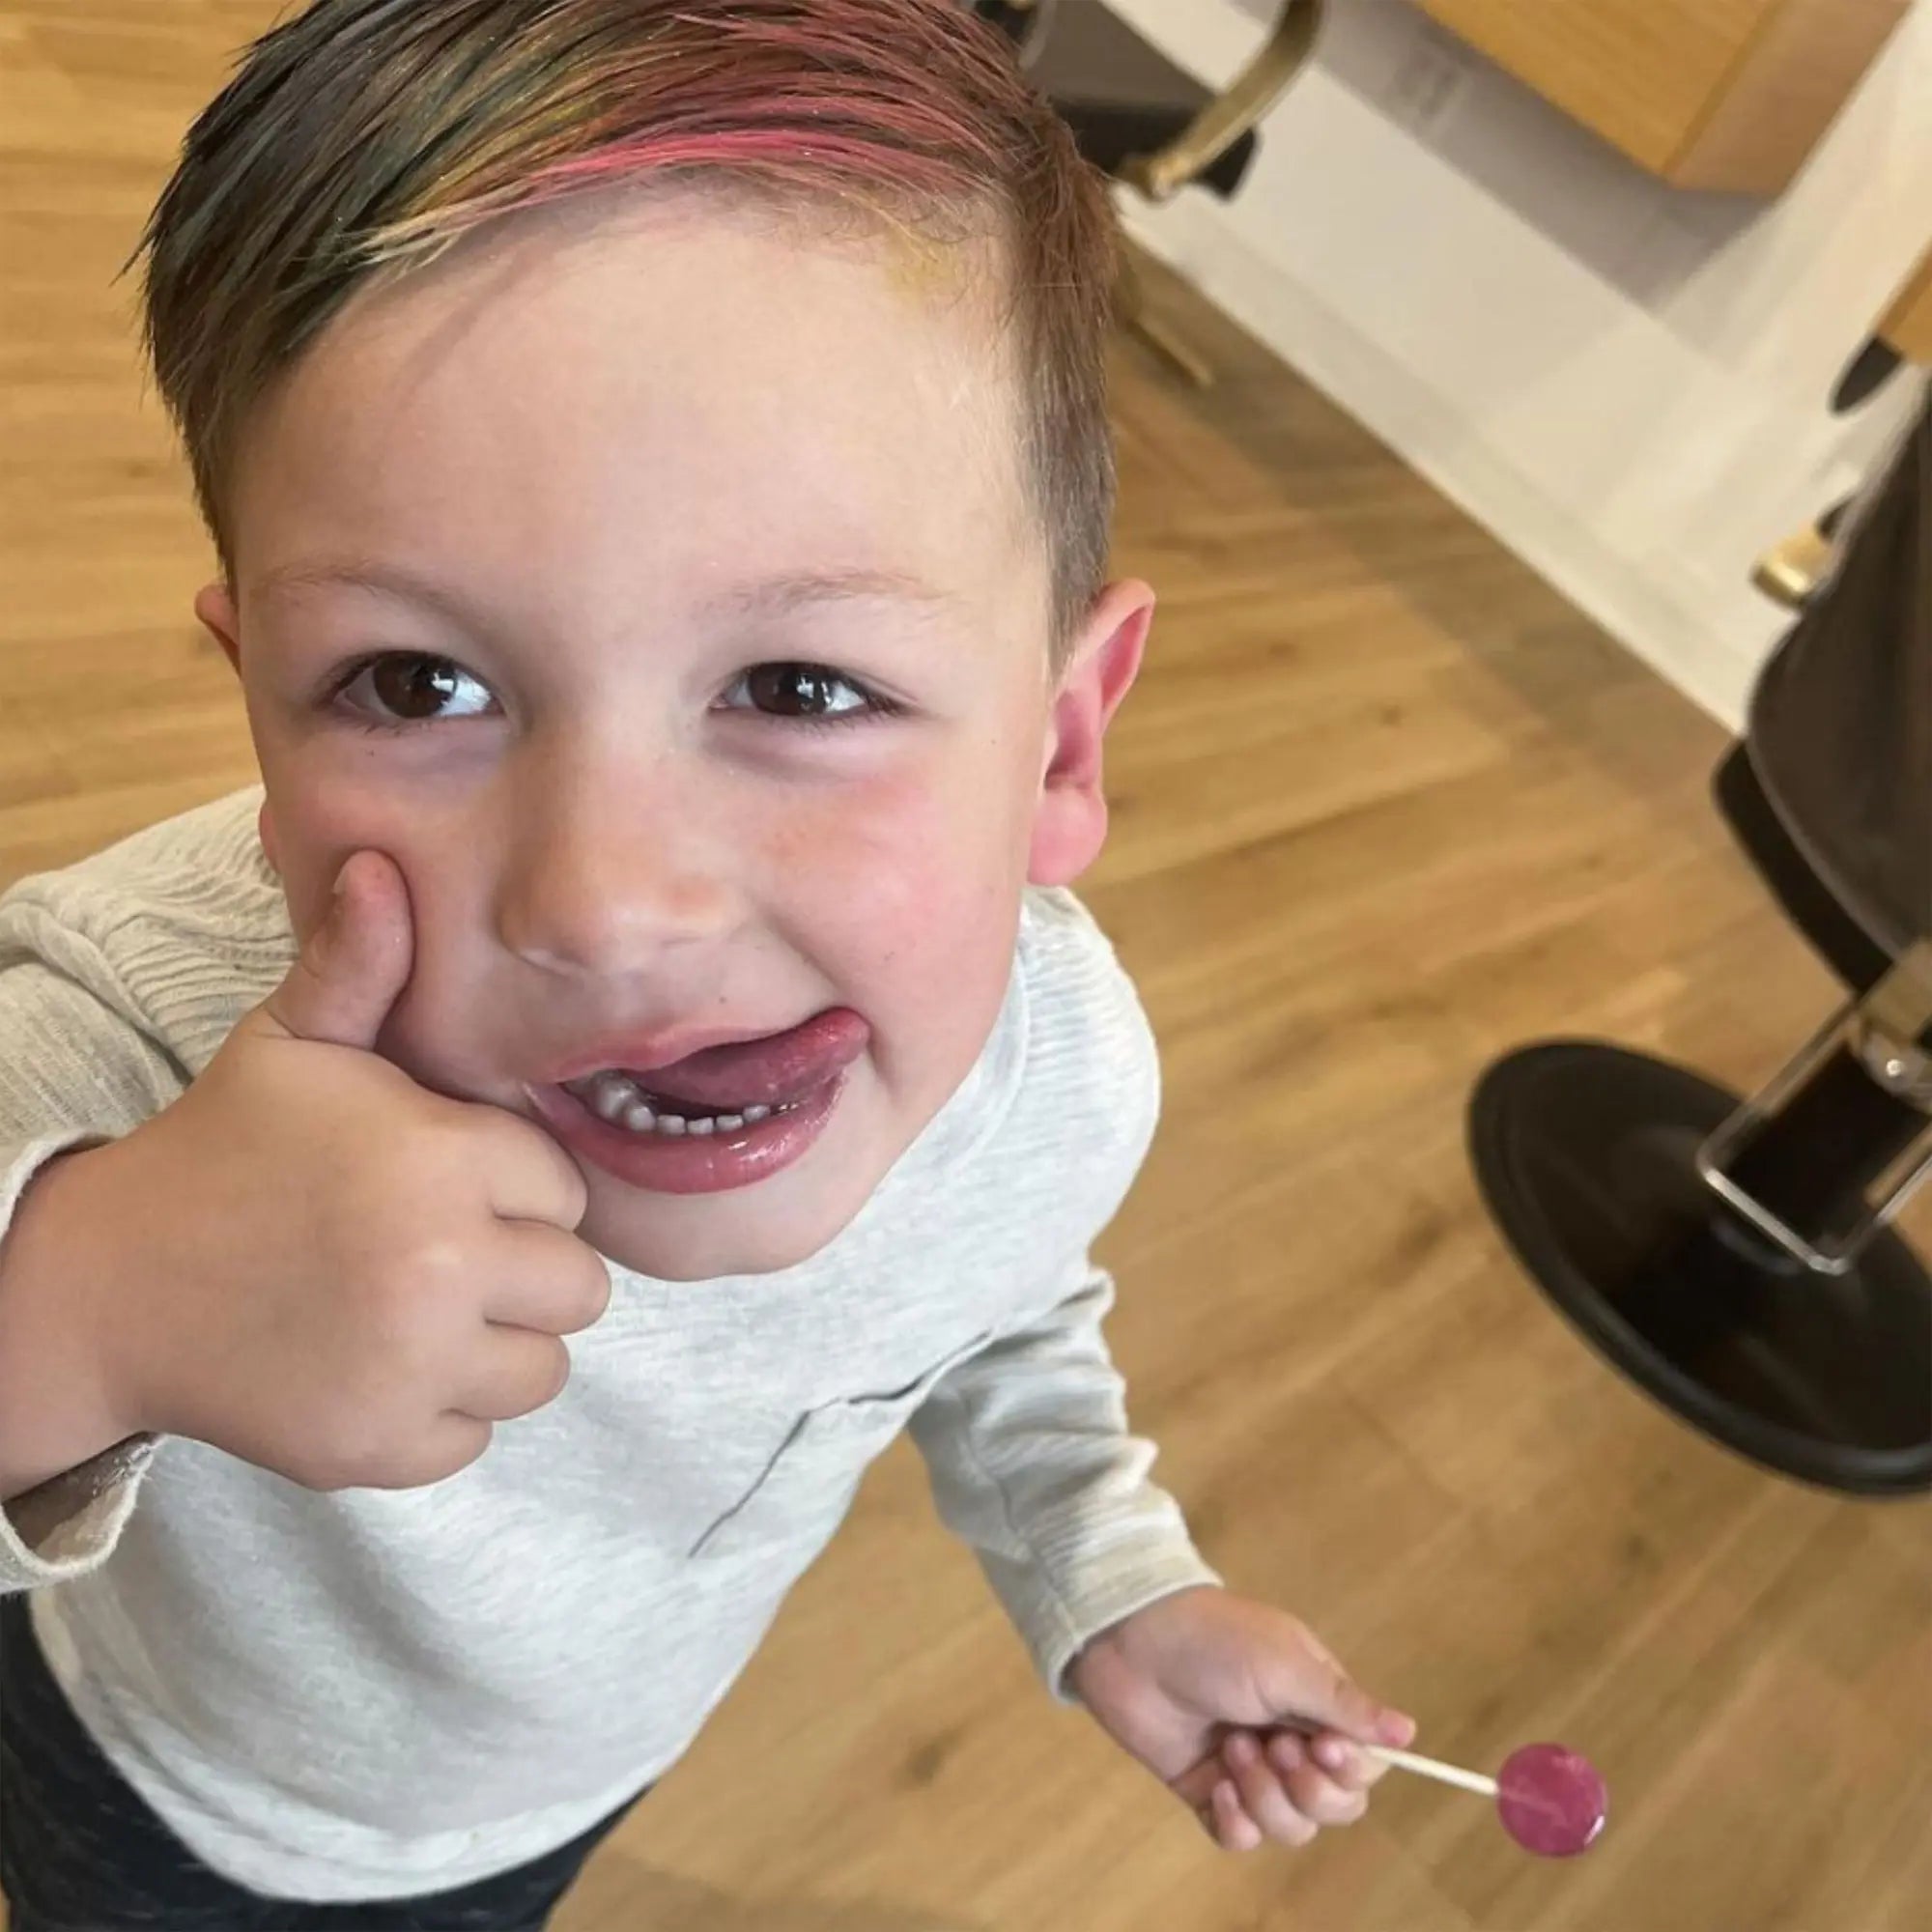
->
[632,1009,869,1112]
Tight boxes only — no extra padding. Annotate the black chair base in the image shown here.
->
[1469,1040,1932,1495]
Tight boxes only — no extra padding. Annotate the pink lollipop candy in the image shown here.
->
[1362,1736,1608,1858]
[1495,1742,1609,1857]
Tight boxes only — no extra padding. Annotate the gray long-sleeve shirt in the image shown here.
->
[0,791,1215,1900]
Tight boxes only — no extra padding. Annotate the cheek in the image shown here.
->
[257,754,497,1072]
[263,754,453,925]
[767,754,1030,1018]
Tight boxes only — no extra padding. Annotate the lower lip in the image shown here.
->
[529,1076,845,1196]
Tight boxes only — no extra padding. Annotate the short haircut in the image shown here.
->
[135,0,1121,642]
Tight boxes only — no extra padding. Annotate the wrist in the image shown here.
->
[1068,1598,1158,1687]
[1083,1583,1218,1652]
[1069,1583,1220,1686]
[0,1145,150,1498]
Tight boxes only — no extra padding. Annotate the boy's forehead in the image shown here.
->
[231,193,1038,605]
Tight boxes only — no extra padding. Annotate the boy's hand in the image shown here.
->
[54,851,610,1493]
[1067,1586,1416,1853]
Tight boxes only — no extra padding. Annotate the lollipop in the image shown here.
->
[1367,1737,1608,1857]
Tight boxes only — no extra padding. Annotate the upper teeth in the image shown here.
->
[572,1070,776,1138]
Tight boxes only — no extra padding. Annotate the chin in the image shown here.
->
[581,1183,868,1282]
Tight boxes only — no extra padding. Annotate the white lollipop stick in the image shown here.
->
[1365,1744,1498,1799]
[1279,1719,1501,1801]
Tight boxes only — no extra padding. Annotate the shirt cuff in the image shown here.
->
[1,1435,156,1590]
[1,1127,153,1590]
[979,1510,1223,1701]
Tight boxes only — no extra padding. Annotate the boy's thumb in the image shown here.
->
[256,851,414,1051]
[1276,1649,1415,1750]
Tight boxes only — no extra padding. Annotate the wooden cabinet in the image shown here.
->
[1413,0,1910,194]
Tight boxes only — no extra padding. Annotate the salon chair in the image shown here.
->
[1469,393,1932,1496]
[975,1,1323,384]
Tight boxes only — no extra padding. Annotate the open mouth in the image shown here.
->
[556,1008,870,1138]
[533,1009,872,1195]
[561,1068,797,1140]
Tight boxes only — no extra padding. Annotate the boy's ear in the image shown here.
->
[194,581,242,673]
[1027,579,1154,889]
[194,580,278,870]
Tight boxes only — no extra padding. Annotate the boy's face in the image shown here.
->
[198,192,1151,1281]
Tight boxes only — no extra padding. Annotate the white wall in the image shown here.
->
[1108,0,1932,724]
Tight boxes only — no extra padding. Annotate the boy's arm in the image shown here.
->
[906,1260,1220,1699]
[0,960,186,1589]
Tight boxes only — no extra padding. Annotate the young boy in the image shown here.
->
[0,3,1413,1923]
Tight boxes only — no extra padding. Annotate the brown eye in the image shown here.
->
[342,653,495,723]
[726,663,871,720]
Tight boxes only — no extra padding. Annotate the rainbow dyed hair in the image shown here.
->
[135,0,1120,641]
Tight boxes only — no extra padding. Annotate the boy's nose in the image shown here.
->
[491,755,744,978]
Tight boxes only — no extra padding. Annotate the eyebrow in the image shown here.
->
[250,559,958,630]
[699,567,958,623]
[251,559,485,632]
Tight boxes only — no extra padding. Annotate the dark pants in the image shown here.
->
[0,1596,644,1931]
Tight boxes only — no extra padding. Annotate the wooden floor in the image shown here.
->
[5,8,1929,1930]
